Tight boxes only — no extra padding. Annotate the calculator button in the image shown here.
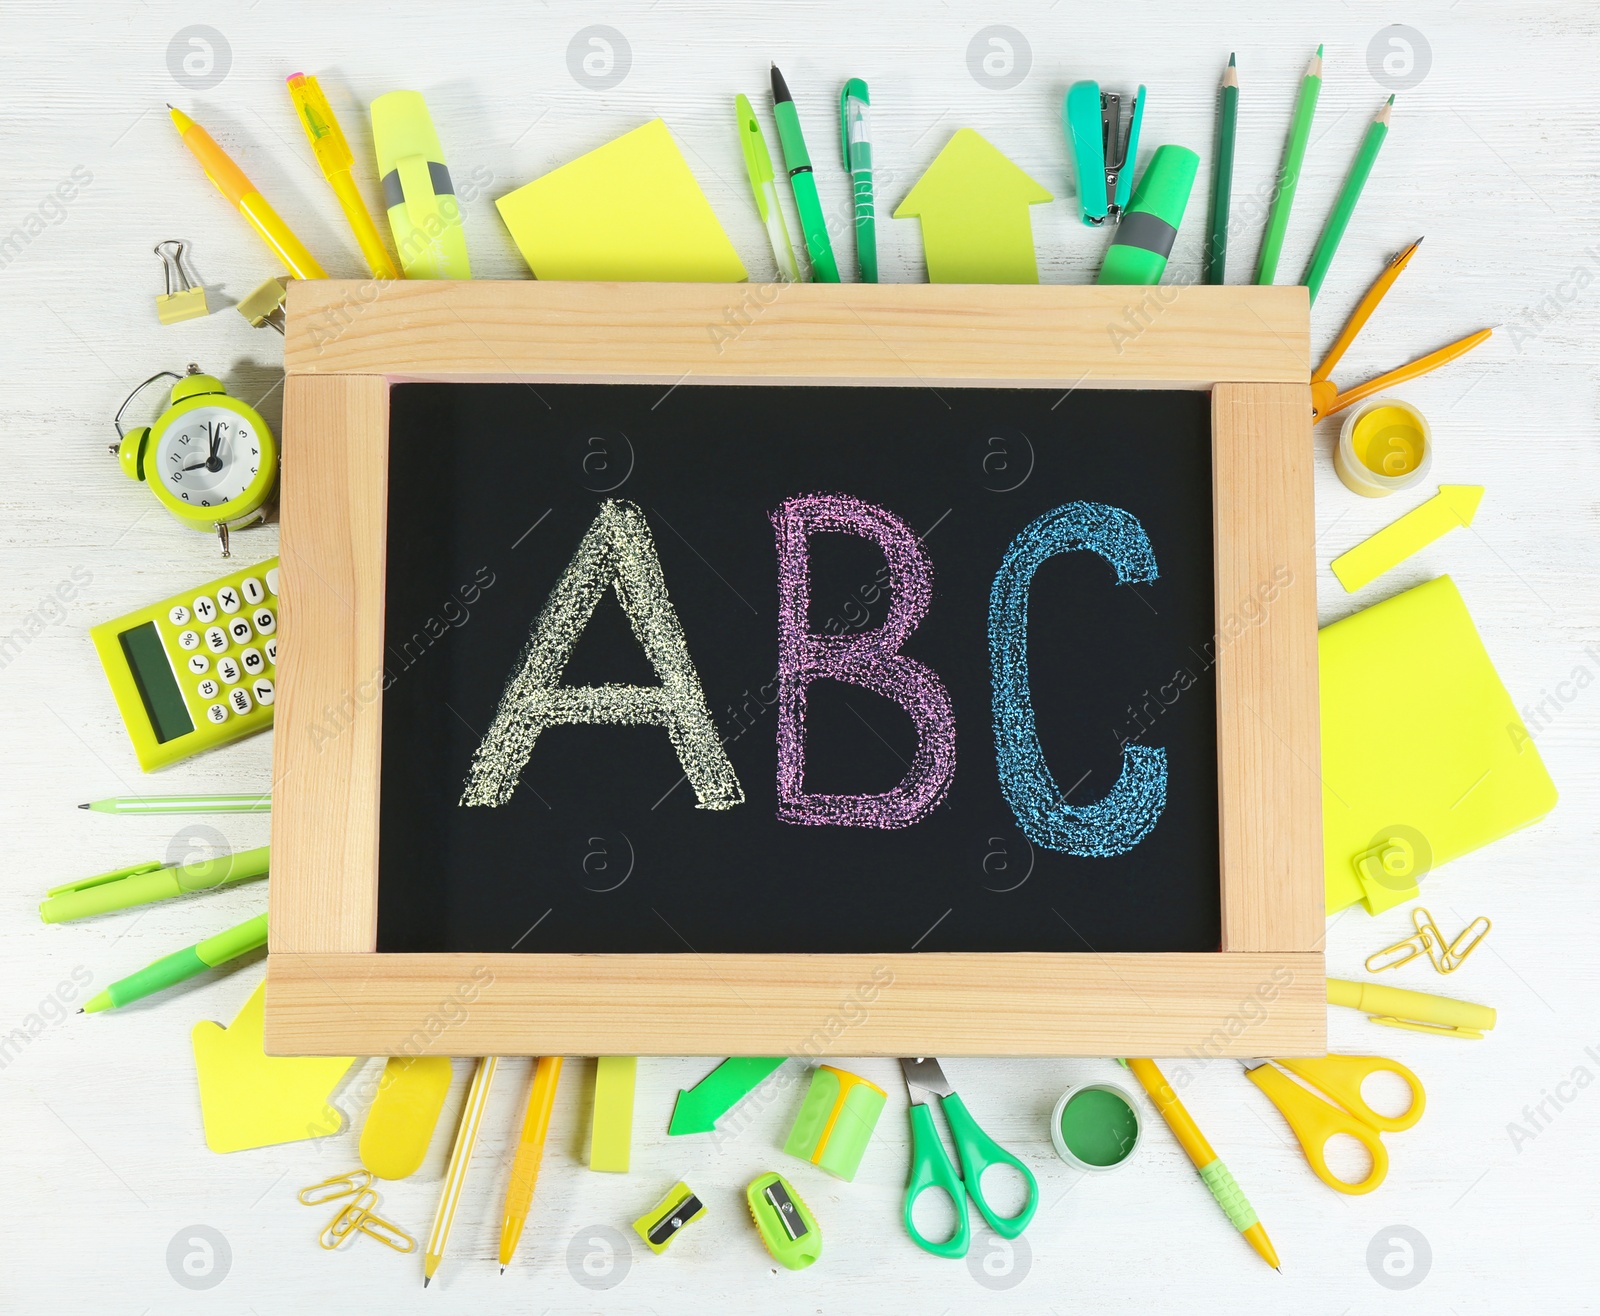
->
[168,604,191,626]
[192,595,217,622]
[265,567,279,596]
[186,654,209,675]
[197,677,220,699]
[205,626,229,653]
[241,577,265,606]
[228,687,253,715]
[252,677,275,706]
[251,607,276,636]
[264,636,277,665]
[177,629,200,651]
[205,702,229,724]
[217,656,241,685]
[217,585,242,614]
[228,616,253,644]
[239,646,264,675]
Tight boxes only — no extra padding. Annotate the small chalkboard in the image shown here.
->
[268,282,1324,1058]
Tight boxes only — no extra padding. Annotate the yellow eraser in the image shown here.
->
[359,1056,453,1180]
[590,1057,636,1173]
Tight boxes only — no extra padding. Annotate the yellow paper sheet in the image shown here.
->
[496,119,747,281]
[191,981,355,1153]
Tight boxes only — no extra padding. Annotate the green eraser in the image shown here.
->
[782,1064,886,1182]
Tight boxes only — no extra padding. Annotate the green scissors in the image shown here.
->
[900,1057,1039,1259]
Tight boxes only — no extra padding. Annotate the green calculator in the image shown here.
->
[90,557,279,770]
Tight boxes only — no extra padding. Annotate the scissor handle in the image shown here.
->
[903,1101,971,1259]
[939,1092,1039,1240]
[1247,1063,1390,1195]
[1277,1055,1426,1133]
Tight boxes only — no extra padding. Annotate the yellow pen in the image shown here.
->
[168,105,325,280]
[286,73,399,280]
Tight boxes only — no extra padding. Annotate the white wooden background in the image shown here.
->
[3,1,1598,1311]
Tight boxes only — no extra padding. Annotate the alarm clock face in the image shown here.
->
[153,405,264,511]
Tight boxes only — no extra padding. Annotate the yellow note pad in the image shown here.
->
[1320,575,1557,915]
[496,119,747,281]
[191,981,355,1154]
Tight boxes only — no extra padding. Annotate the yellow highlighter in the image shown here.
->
[370,91,471,279]
[1328,977,1496,1040]
[168,106,325,280]
[286,73,398,280]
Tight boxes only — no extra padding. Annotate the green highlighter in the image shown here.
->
[1097,145,1199,286]
[82,911,268,1013]
[770,64,839,282]
[40,845,270,923]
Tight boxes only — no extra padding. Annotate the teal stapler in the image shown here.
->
[1064,81,1146,225]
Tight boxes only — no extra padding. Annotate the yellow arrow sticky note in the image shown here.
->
[1331,485,1484,592]
[191,981,355,1154]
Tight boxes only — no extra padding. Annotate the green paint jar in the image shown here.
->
[1050,1082,1142,1171]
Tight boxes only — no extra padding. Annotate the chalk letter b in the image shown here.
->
[771,494,955,828]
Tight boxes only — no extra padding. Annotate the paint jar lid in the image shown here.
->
[1335,396,1432,498]
[1050,1081,1143,1172]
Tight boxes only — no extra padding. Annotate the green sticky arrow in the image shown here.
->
[668,1057,785,1135]
[894,128,1053,284]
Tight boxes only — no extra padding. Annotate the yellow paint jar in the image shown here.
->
[1335,397,1432,497]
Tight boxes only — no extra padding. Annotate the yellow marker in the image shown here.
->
[424,1057,497,1286]
[286,74,399,280]
[1327,977,1495,1039]
[1331,485,1483,591]
[168,106,325,280]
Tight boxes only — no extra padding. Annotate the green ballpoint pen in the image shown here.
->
[840,78,876,282]
[770,64,839,283]
[735,92,800,282]
[39,844,270,923]
[82,911,268,1013]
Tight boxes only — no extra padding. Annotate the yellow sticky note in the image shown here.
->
[1331,486,1484,592]
[496,119,747,281]
[1320,576,1557,916]
[191,981,355,1154]
[590,1056,636,1173]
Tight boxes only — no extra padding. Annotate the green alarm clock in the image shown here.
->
[112,364,279,555]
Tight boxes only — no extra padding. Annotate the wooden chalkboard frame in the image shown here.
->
[266,281,1324,1057]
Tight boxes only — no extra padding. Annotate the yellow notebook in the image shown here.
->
[495,119,747,281]
[1321,576,1557,915]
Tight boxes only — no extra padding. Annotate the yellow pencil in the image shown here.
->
[499,1056,563,1272]
[286,73,399,280]
[167,105,325,280]
[424,1056,498,1286]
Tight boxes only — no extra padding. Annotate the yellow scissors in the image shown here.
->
[1241,1054,1425,1195]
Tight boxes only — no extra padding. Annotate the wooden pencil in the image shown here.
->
[424,1056,499,1286]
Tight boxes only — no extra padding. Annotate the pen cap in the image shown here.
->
[1097,144,1199,286]
[783,1064,886,1181]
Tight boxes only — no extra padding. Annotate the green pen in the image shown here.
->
[839,78,876,282]
[39,845,270,923]
[735,93,800,282]
[82,911,268,1013]
[770,64,839,283]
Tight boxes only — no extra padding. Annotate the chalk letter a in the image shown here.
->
[460,500,743,809]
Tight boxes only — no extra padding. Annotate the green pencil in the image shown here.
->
[80,792,271,815]
[1206,54,1239,284]
[1302,96,1394,304]
[1256,44,1322,285]
[81,911,268,1013]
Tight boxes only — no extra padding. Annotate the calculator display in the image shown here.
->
[118,622,195,743]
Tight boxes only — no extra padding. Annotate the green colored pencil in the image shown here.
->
[80,792,271,815]
[1256,44,1322,285]
[1303,96,1394,304]
[1206,54,1239,284]
[81,911,268,1013]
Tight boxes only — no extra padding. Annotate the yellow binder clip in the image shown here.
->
[1365,906,1491,976]
[154,240,210,324]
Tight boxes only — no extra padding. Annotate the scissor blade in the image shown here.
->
[900,1056,954,1101]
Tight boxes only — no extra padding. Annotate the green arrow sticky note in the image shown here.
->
[668,1057,785,1135]
[1331,485,1484,592]
[894,128,1053,284]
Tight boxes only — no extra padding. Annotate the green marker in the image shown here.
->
[1302,97,1394,304]
[39,844,270,923]
[839,77,876,282]
[1097,145,1200,286]
[770,64,839,282]
[1256,45,1323,285]
[82,911,268,1013]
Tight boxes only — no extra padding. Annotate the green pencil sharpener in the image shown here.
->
[782,1065,887,1182]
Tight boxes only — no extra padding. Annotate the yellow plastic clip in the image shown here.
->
[355,1209,417,1253]
[298,1168,374,1207]
[319,1189,378,1250]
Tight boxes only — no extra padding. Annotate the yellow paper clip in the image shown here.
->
[319,1189,378,1250]
[1365,907,1491,976]
[154,240,210,324]
[1440,915,1491,973]
[298,1168,373,1206]
[355,1209,417,1253]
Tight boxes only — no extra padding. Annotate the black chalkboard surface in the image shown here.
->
[376,382,1218,955]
